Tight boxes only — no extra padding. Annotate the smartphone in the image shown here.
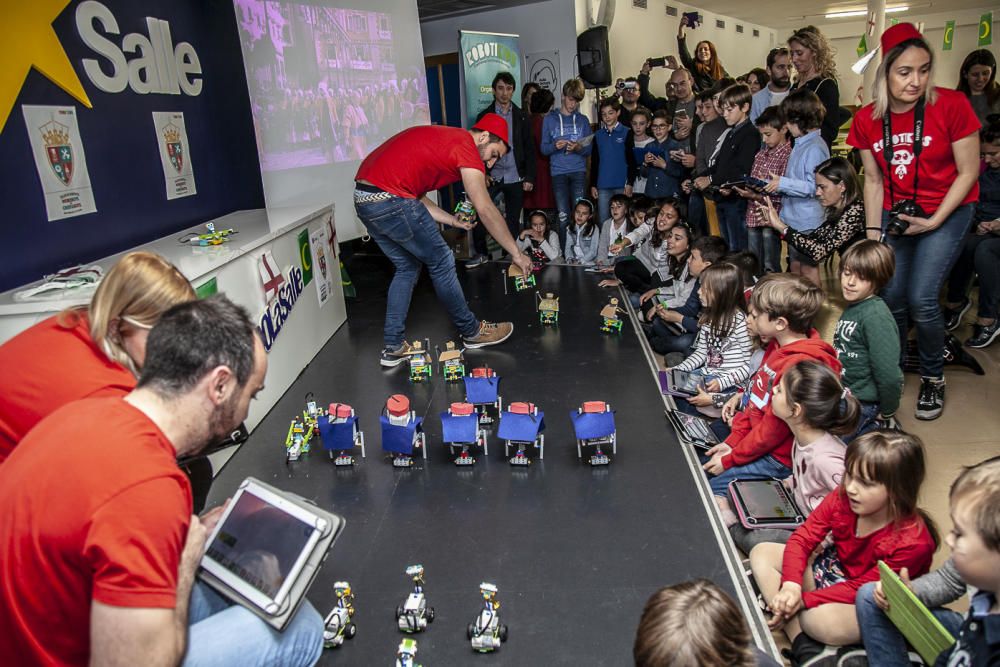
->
[675,109,689,120]
[682,11,702,28]
[747,176,770,190]
[647,56,667,68]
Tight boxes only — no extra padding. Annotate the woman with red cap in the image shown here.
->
[847,23,981,421]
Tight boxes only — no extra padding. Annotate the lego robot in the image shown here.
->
[406,339,433,383]
[437,341,466,382]
[537,292,559,325]
[302,392,326,430]
[322,581,357,648]
[396,565,434,633]
[570,401,617,466]
[284,417,313,462]
[395,638,421,667]
[600,297,626,333]
[507,263,535,292]
[440,402,488,466]
[381,395,426,467]
[317,403,366,465]
[464,366,503,425]
[468,582,507,653]
[497,402,545,466]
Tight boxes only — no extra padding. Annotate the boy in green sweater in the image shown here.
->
[833,240,903,440]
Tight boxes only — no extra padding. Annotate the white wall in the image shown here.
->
[606,1,780,102]
[420,0,582,113]
[814,10,998,105]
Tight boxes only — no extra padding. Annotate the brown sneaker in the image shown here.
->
[463,321,513,349]
[380,341,415,367]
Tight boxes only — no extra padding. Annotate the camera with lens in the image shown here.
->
[886,199,925,236]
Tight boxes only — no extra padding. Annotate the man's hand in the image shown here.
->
[674,116,693,137]
[449,214,476,230]
[199,501,230,535]
[512,252,533,276]
[721,393,742,423]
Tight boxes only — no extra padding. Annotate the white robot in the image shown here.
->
[396,564,435,633]
[322,581,356,648]
[468,582,508,652]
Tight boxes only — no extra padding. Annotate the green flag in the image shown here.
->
[980,12,993,46]
[889,17,899,26]
[297,229,313,286]
[942,20,955,50]
[857,34,868,57]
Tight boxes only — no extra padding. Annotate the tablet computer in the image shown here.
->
[199,477,345,630]
[728,479,804,530]
[660,368,703,397]
[878,561,956,664]
[664,408,719,449]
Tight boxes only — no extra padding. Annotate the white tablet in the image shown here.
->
[200,479,328,616]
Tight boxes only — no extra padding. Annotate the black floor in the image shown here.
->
[208,254,761,665]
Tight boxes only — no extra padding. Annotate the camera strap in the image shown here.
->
[881,97,924,205]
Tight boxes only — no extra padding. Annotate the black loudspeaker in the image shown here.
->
[577,26,612,88]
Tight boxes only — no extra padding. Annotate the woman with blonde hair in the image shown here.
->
[788,25,843,147]
[847,23,980,421]
[0,251,194,462]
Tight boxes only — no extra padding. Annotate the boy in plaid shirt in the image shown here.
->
[737,107,791,273]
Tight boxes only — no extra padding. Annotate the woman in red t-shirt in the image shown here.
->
[0,251,194,462]
[847,23,980,422]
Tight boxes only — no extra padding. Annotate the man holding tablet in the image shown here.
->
[0,297,323,666]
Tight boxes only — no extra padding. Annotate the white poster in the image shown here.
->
[22,105,97,221]
[525,50,560,94]
[152,111,197,200]
[309,226,333,308]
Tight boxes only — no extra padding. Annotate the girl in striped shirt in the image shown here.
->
[670,262,753,418]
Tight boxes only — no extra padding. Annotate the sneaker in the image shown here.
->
[942,298,970,331]
[835,647,923,667]
[380,341,414,368]
[463,321,513,348]
[787,634,838,667]
[966,320,1000,349]
[915,376,945,421]
[464,255,488,269]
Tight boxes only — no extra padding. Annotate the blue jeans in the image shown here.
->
[596,187,625,227]
[688,190,708,236]
[183,582,323,667]
[552,171,587,248]
[355,193,479,348]
[708,454,791,497]
[844,401,880,443]
[716,199,748,251]
[648,318,696,356]
[748,226,781,273]
[855,582,963,667]
[882,203,974,377]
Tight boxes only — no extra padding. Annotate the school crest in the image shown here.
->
[162,123,184,173]
[41,119,73,186]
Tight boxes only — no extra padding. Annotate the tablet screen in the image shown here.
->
[735,480,800,521]
[205,490,317,599]
[671,370,702,396]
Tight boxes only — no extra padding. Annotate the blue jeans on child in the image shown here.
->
[716,199,748,251]
[183,582,323,667]
[552,171,587,248]
[708,454,792,497]
[748,227,781,273]
[844,401,881,443]
[355,192,480,348]
[881,203,974,377]
[855,582,964,667]
[596,187,625,228]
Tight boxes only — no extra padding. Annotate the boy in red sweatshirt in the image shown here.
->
[704,273,841,524]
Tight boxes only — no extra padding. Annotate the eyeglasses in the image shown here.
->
[651,123,669,129]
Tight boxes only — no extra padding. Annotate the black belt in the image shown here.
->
[354,182,383,193]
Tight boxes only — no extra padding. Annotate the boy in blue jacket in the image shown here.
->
[542,78,593,247]
[589,97,630,224]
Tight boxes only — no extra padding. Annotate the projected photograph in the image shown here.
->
[234,1,430,172]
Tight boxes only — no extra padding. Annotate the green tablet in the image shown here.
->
[878,560,956,665]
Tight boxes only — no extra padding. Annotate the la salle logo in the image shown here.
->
[40,118,73,185]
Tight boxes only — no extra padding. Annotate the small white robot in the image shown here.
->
[322,581,357,648]
[397,564,435,633]
[395,638,421,667]
[468,582,507,653]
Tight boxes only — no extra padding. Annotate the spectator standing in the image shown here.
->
[956,49,1000,127]
[520,81,541,114]
[737,107,792,273]
[523,88,557,217]
[469,72,536,268]
[686,89,729,234]
[848,23,981,420]
[677,16,729,92]
[617,76,643,126]
[541,78,593,247]
[750,47,793,123]
[745,68,769,95]
[589,97,630,224]
[788,26,843,148]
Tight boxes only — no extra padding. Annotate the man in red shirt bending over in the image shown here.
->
[0,296,323,667]
[355,113,534,367]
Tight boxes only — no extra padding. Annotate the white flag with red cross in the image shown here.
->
[258,251,285,303]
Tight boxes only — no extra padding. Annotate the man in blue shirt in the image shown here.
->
[750,47,792,123]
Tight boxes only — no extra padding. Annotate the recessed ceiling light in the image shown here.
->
[825,5,908,18]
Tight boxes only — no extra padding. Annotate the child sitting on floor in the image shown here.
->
[517,210,562,269]
[596,193,633,269]
[704,273,839,524]
[637,222,695,318]
[564,198,600,265]
[834,240,903,440]
[669,263,753,418]
[750,431,937,664]
[729,361,859,555]
[634,578,781,667]
[609,200,684,298]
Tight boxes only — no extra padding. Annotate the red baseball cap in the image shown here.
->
[880,22,924,53]
[472,113,510,148]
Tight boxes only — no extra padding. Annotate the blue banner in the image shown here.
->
[459,31,521,129]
